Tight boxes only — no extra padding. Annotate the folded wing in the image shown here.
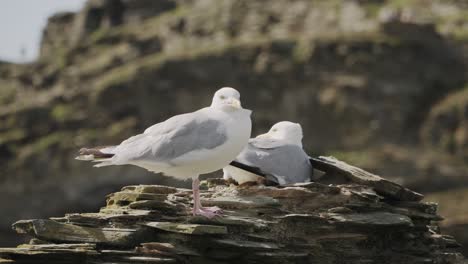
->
[237,137,312,184]
[109,111,228,166]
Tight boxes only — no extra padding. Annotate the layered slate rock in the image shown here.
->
[0,158,465,263]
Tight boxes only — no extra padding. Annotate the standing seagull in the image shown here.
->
[223,121,312,185]
[77,87,252,218]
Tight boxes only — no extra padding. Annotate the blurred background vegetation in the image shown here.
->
[0,0,467,254]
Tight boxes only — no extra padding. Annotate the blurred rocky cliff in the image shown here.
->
[0,0,467,252]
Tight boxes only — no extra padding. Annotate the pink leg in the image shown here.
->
[192,176,223,218]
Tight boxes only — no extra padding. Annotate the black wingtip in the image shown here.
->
[228,161,280,185]
[229,161,266,176]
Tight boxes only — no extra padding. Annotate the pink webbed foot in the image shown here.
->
[191,176,223,218]
[192,206,223,218]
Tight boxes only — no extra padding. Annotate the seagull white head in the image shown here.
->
[211,87,242,111]
[258,121,304,147]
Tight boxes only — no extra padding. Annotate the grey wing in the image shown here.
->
[237,143,312,184]
[112,111,227,164]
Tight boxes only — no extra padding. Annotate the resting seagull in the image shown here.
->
[77,87,252,218]
[224,121,312,185]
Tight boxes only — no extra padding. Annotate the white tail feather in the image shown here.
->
[75,155,95,161]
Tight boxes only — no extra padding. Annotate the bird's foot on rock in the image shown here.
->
[193,206,223,218]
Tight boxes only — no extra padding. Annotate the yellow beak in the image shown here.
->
[256,133,270,139]
[227,98,241,108]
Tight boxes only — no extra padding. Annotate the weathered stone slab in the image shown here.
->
[282,182,341,194]
[98,208,155,215]
[122,185,178,194]
[313,233,367,241]
[201,196,280,209]
[12,219,142,246]
[310,156,424,201]
[239,186,321,199]
[214,239,280,250]
[326,212,413,226]
[189,215,272,229]
[143,222,227,235]
[128,200,183,213]
[62,211,161,226]
[106,191,169,207]
[327,207,354,214]
[138,242,201,256]
[389,207,443,221]
[237,185,355,212]
[17,243,96,251]
[123,256,177,263]
[277,214,330,226]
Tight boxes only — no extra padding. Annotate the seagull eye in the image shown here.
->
[220,95,226,100]
[272,129,278,132]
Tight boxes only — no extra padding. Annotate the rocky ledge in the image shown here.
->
[0,157,465,264]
